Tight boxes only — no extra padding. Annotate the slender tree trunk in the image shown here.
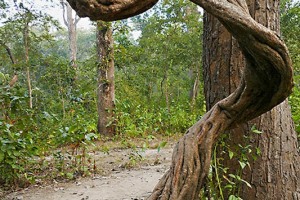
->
[62,0,79,69]
[186,5,201,109]
[161,70,170,112]
[203,0,300,198]
[189,66,200,108]
[96,21,115,137]
[24,21,32,109]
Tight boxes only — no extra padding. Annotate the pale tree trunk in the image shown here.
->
[203,0,300,199]
[185,5,201,108]
[24,20,32,109]
[161,70,170,112]
[96,21,115,137]
[66,0,295,199]
[61,0,79,69]
[189,66,200,108]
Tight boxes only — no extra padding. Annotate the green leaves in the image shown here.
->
[228,195,243,200]
[251,125,263,134]
[157,141,167,153]
[0,151,4,162]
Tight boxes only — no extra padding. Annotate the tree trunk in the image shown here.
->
[203,0,300,199]
[161,70,170,112]
[189,66,200,108]
[185,5,201,108]
[24,21,33,109]
[96,21,116,137]
[62,0,79,69]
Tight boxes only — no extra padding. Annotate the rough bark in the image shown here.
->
[66,0,294,199]
[149,0,293,195]
[203,0,300,199]
[96,21,116,137]
[66,0,159,21]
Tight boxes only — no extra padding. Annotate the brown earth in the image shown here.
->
[3,140,175,200]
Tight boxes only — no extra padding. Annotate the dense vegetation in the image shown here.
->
[0,0,299,195]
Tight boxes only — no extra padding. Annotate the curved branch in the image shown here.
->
[66,0,159,21]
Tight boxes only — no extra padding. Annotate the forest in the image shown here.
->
[0,0,300,199]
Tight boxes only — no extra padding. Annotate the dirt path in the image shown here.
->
[4,147,174,200]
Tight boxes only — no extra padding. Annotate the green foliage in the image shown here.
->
[115,100,202,137]
[281,1,300,135]
[115,0,203,110]
[0,76,37,186]
[0,121,38,186]
[0,0,299,194]
[203,127,262,199]
[290,83,300,133]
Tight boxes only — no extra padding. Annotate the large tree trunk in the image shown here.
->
[66,0,295,198]
[96,21,116,137]
[203,0,300,199]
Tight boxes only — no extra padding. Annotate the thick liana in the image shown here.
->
[66,0,294,199]
[66,0,158,21]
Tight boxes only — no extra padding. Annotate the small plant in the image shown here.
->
[157,141,167,153]
[0,121,38,186]
[124,148,144,168]
[207,126,263,199]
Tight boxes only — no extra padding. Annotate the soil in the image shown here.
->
[3,141,175,200]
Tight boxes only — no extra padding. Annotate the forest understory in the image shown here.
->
[2,136,177,200]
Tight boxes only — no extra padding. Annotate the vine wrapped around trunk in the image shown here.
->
[66,0,294,199]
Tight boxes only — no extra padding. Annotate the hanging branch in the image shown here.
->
[66,0,159,21]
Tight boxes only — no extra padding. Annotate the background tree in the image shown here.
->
[0,1,59,109]
[61,0,80,69]
[96,21,116,136]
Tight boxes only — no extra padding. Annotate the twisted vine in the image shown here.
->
[66,0,293,199]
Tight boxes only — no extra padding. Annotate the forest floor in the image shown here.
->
[3,136,178,200]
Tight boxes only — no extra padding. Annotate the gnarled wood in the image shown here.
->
[147,1,293,198]
[66,0,158,21]
[66,0,294,199]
